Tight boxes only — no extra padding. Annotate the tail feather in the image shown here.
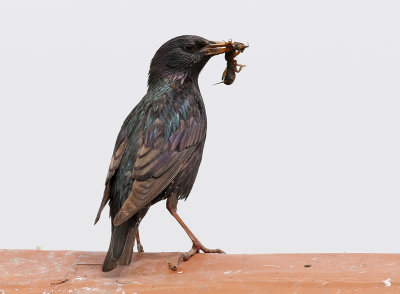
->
[102,217,138,272]
[102,206,150,272]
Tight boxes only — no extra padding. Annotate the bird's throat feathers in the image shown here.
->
[148,66,204,89]
[147,55,211,89]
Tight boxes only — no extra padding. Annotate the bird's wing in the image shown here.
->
[94,136,127,224]
[113,96,205,227]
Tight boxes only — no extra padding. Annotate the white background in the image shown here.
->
[1,0,399,254]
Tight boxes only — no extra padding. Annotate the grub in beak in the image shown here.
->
[202,40,248,56]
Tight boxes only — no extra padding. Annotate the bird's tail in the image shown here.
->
[102,216,138,272]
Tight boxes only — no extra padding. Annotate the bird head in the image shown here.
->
[148,35,230,87]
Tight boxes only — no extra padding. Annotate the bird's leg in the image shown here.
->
[166,195,224,270]
[136,229,144,253]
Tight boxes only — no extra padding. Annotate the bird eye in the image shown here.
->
[184,44,195,52]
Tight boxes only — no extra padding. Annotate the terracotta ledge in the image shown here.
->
[0,250,399,293]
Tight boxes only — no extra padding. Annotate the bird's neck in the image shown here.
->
[148,69,201,89]
[148,76,201,94]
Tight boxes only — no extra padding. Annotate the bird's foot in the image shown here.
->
[137,242,144,253]
[169,242,225,271]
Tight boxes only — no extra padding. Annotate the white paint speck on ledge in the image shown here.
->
[382,278,391,287]
[82,287,100,291]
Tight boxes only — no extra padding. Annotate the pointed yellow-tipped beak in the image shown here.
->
[202,41,231,56]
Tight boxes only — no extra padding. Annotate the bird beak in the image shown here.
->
[202,41,231,56]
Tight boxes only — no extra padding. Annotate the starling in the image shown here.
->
[95,35,236,272]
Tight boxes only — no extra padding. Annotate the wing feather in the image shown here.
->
[94,138,127,224]
[113,145,195,226]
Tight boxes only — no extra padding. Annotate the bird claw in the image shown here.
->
[168,243,225,271]
[200,247,225,254]
[168,262,178,271]
[137,243,144,253]
[194,241,225,255]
